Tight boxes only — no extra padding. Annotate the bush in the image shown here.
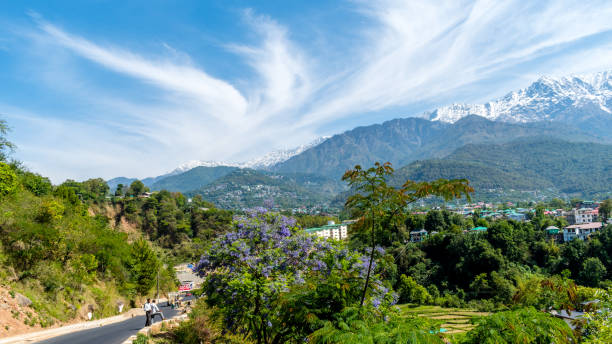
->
[461,307,575,344]
[397,274,433,305]
[0,163,18,197]
[309,307,444,344]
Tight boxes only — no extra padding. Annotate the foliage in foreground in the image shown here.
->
[195,208,405,343]
[582,289,612,343]
[309,307,444,344]
[460,307,575,344]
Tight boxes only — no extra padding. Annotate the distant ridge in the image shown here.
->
[272,115,599,179]
[169,136,329,174]
[393,138,612,199]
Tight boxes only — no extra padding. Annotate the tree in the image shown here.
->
[115,183,124,197]
[0,119,15,162]
[0,162,18,196]
[128,239,160,296]
[195,209,392,343]
[424,210,447,233]
[579,257,607,287]
[19,171,52,196]
[600,199,612,222]
[343,162,473,308]
[127,180,148,197]
[549,198,567,209]
[397,274,432,304]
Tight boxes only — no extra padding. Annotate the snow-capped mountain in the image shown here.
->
[423,70,612,124]
[245,136,329,169]
[169,136,330,175]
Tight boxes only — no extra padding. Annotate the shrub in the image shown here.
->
[397,274,433,305]
[0,163,18,197]
[309,307,444,344]
[461,307,575,344]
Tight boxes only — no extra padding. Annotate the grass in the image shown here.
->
[397,304,489,335]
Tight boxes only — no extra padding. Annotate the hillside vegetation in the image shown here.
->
[187,169,345,210]
[273,115,601,179]
[0,166,178,335]
[395,138,612,198]
[150,166,238,193]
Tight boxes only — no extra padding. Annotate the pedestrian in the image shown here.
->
[143,298,152,327]
[151,300,165,322]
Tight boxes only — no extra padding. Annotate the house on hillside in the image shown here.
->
[305,222,348,240]
[545,226,563,243]
[563,222,603,242]
[468,226,488,233]
[410,229,428,243]
[506,211,526,221]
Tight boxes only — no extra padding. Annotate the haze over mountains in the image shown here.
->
[108,71,612,208]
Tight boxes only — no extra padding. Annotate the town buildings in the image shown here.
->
[305,221,349,240]
[562,222,604,242]
[565,208,598,225]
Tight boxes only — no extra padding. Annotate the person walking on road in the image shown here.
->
[143,298,152,327]
[151,300,165,322]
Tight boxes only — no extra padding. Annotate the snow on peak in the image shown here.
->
[423,70,612,124]
[169,137,329,175]
[245,136,329,169]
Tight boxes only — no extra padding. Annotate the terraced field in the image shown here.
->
[398,304,489,335]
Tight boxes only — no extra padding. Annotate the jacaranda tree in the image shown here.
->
[195,208,395,344]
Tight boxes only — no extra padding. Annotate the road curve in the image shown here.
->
[35,304,179,344]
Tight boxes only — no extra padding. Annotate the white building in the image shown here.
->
[563,222,604,242]
[565,208,598,225]
[305,222,348,240]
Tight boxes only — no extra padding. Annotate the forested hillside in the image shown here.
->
[186,169,345,210]
[273,115,600,179]
[0,165,178,333]
[395,138,612,198]
[149,166,238,192]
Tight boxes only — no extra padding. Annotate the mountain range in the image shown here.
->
[108,70,612,208]
[422,71,612,136]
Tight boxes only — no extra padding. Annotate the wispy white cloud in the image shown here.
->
[227,10,313,122]
[299,0,612,127]
[5,1,612,181]
[38,21,248,124]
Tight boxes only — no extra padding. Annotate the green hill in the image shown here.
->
[187,169,345,210]
[395,138,612,199]
[273,115,601,179]
[0,164,178,330]
[150,166,238,192]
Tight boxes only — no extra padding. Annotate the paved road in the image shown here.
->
[35,304,179,344]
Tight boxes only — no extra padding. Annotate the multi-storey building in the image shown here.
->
[563,222,603,242]
[305,222,349,240]
[565,208,598,225]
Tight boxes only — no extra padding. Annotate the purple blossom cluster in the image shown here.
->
[195,208,395,339]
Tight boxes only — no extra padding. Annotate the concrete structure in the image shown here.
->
[545,226,563,243]
[470,226,488,233]
[409,229,428,243]
[563,222,604,242]
[506,211,526,221]
[565,208,598,225]
[305,222,348,240]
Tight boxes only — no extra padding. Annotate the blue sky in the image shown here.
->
[1,0,611,182]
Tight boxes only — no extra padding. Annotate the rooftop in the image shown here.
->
[565,222,603,230]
